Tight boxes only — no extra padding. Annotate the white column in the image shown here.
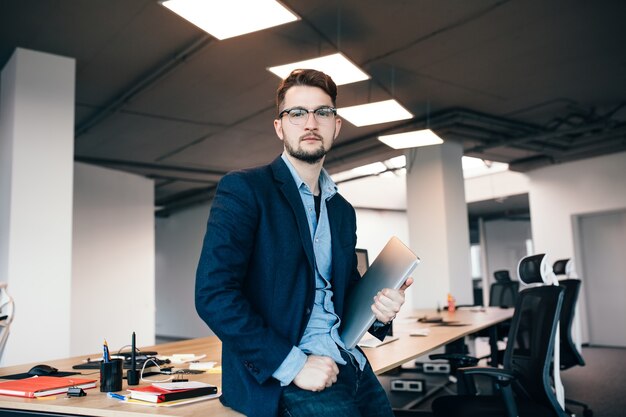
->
[0,48,75,365]
[405,141,473,308]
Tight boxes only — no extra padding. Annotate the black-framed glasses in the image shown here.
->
[278,106,337,125]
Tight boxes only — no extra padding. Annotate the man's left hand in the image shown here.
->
[371,277,413,324]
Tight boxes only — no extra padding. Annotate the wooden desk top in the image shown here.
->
[0,307,512,416]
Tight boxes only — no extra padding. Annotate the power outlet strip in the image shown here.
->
[390,379,425,393]
[423,362,451,374]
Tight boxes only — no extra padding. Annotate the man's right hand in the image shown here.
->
[292,355,339,392]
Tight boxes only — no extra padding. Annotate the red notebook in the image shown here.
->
[128,384,217,403]
[0,375,97,398]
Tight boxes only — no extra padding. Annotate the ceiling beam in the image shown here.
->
[75,35,213,138]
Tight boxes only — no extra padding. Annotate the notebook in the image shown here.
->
[127,382,217,403]
[0,375,97,398]
[340,236,420,349]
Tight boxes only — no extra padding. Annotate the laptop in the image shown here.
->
[340,236,420,349]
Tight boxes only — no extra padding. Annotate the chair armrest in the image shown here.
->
[457,367,518,417]
[457,366,516,384]
[429,353,479,368]
[455,366,516,395]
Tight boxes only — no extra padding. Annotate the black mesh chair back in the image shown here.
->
[504,285,565,413]
[494,269,512,282]
[489,281,519,308]
[558,279,585,369]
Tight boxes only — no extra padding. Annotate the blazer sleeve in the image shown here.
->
[195,172,294,384]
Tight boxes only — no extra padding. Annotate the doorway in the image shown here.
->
[577,209,626,347]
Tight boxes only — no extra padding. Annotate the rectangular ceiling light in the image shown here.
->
[378,129,443,149]
[268,53,370,86]
[161,0,299,40]
[337,99,413,127]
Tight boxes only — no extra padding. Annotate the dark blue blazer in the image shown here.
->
[195,156,363,417]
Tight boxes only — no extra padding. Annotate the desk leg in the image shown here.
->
[489,325,498,366]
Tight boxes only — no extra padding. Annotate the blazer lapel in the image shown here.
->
[271,157,316,272]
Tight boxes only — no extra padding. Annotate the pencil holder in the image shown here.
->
[100,358,123,392]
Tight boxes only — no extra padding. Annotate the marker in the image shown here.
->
[107,392,127,401]
[126,331,140,385]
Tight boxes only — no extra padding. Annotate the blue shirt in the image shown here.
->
[272,154,366,386]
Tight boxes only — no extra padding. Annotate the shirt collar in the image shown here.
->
[281,152,337,198]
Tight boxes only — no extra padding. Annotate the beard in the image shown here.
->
[284,132,330,164]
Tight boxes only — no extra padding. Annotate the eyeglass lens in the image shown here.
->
[283,107,336,125]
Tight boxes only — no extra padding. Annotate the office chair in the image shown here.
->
[490,270,519,306]
[553,258,576,278]
[0,283,15,362]
[431,254,568,417]
[490,270,519,308]
[553,259,593,417]
[493,269,511,282]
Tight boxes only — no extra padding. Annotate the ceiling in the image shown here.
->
[2,0,625,217]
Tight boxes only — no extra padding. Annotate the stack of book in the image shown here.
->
[126,381,219,407]
[0,376,97,398]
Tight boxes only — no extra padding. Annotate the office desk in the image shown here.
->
[0,307,512,417]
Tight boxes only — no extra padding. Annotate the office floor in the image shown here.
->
[382,345,626,417]
[561,346,626,417]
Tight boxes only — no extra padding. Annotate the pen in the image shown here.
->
[103,339,110,363]
[107,392,127,401]
[131,332,136,371]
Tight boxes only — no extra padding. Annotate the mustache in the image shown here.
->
[299,132,323,141]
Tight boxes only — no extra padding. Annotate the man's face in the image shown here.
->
[274,86,342,164]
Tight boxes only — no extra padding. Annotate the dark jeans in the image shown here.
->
[279,352,394,417]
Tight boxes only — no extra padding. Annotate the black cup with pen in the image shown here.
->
[100,339,123,392]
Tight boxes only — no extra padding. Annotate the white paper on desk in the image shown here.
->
[409,328,430,336]
[152,381,214,390]
[158,353,207,364]
[358,335,399,348]
[189,361,217,370]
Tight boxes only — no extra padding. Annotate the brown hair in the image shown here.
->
[276,69,338,114]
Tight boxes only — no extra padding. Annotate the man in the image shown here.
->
[196,69,413,417]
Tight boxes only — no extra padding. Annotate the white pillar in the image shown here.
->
[0,48,75,365]
[405,141,473,308]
